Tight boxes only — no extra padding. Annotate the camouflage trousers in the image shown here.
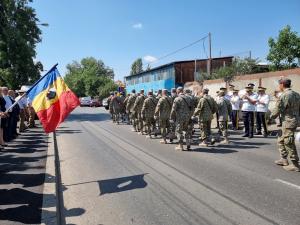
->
[277,127,299,162]
[160,118,170,139]
[199,120,212,143]
[176,120,192,144]
[137,112,144,132]
[144,117,155,135]
[130,111,138,130]
[219,121,228,137]
[112,109,121,123]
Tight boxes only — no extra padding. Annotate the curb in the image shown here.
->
[41,133,57,225]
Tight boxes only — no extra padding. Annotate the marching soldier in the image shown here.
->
[132,89,146,134]
[256,87,270,137]
[271,78,300,172]
[123,93,131,124]
[107,92,114,119]
[169,88,177,142]
[193,88,217,147]
[170,87,193,151]
[111,91,121,124]
[154,89,172,144]
[141,90,157,138]
[126,89,137,131]
[216,89,232,144]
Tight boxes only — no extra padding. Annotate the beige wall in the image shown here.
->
[203,68,300,98]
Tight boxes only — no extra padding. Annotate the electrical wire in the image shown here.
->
[149,34,209,65]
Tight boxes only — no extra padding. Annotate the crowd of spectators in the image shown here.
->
[0,87,36,150]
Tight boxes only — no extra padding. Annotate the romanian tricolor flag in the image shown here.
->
[26,66,80,133]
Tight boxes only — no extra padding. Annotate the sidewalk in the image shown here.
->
[0,126,56,225]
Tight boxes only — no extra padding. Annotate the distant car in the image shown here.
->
[80,96,92,107]
[102,98,109,110]
[89,99,101,107]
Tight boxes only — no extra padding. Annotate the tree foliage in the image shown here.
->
[0,0,43,89]
[267,25,300,70]
[130,58,143,75]
[64,57,116,99]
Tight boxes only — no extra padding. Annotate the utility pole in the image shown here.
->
[249,50,252,59]
[208,32,212,75]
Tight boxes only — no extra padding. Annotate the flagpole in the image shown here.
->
[5,63,58,113]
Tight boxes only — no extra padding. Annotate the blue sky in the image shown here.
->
[32,0,300,81]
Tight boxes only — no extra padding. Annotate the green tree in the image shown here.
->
[64,57,115,98]
[98,81,118,100]
[130,58,143,75]
[267,25,300,70]
[212,66,235,83]
[0,0,44,89]
[233,57,260,75]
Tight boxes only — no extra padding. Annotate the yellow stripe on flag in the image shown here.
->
[32,77,69,112]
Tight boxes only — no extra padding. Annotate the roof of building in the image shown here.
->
[125,56,234,79]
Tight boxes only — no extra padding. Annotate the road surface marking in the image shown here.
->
[275,179,300,190]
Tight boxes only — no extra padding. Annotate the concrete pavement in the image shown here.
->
[0,126,55,225]
[55,107,300,225]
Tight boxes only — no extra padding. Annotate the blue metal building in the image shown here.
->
[124,57,233,93]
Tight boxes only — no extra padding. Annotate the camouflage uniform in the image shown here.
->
[124,95,130,123]
[194,94,217,144]
[141,96,157,136]
[169,93,177,140]
[111,96,122,123]
[133,94,146,132]
[126,94,137,130]
[185,92,197,139]
[271,88,300,167]
[154,96,172,140]
[170,93,192,149]
[216,96,232,139]
[107,96,113,119]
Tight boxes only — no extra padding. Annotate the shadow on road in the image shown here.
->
[98,174,148,195]
[65,174,148,196]
[66,112,110,122]
[0,128,52,224]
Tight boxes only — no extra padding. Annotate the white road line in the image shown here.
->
[275,179,300,190]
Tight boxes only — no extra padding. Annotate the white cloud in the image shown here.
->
[132,23,143,29]
[143,55,157,63]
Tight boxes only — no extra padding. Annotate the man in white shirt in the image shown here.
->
[256,87,270,137]
[241,86,258,138]
[230,90,241,130]
[2,87,13,111]
[227,84,235,98]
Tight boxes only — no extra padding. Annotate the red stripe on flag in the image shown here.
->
[37,90,80,133]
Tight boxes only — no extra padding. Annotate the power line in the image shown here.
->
[149,34,209,65]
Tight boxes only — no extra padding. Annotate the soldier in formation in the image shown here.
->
[107,79,299,172]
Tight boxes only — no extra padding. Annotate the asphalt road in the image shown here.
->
[57,107,300,225]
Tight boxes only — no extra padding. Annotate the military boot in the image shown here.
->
[175,143,184,151]
[283,161,300,172]
[199,141,208,147]
[186,139,191,151]
[220,138,229,144]
[160,139,167,144]
[274,158,289,166]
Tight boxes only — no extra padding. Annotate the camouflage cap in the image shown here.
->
[258,86,266,91]
[278,78,291,86]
